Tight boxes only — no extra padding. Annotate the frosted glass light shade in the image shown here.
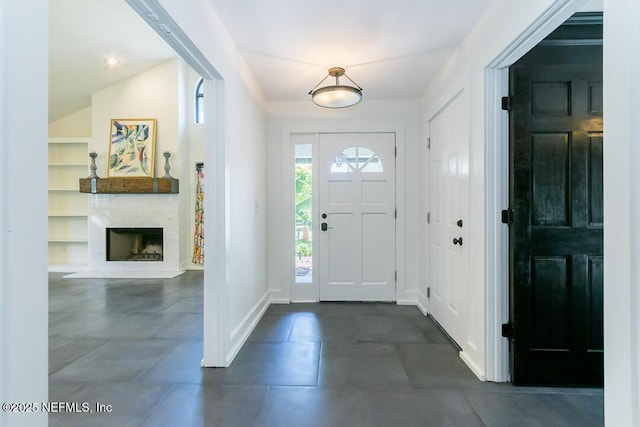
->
[311,85,362,108]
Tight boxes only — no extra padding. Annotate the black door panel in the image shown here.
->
[509,26,603,386]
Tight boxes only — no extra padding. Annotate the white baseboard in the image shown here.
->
[268,287,289,302]
[269,290,291,304]
[460,350,487,381]
[416,292,429,315]
[225,291,271,366]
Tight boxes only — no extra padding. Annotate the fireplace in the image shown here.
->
[63,193,181,278]
[106,228,163,261]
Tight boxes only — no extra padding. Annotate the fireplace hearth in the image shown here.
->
[106,228,163,262]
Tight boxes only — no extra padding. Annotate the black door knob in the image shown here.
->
[457,219,463,227]
[321,223,328,231]
[453,237,463,246]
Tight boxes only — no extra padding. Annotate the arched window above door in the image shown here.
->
[330,146,384,173]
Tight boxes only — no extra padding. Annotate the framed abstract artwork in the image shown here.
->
[108,118,157,177]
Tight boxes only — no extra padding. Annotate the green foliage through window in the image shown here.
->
[295,165,312,227]
[295,160,312,279]
[295,239,312,258]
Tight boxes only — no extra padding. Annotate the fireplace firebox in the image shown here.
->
[106,228,163,261]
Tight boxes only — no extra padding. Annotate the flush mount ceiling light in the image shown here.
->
[308,67,363,108]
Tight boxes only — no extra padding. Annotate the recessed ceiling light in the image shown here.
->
[104,57,120,67]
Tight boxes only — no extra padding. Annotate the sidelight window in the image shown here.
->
[295,143,312,283]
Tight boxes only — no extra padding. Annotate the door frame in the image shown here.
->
[277,125,407,304]
[484,0,596,382]
[127,0,228,367]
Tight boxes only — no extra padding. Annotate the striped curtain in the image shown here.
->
[192,163,204,264]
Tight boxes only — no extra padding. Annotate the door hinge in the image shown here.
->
[427,138,431,149]
[427,212,431,224]
[427,287,431,298]
[501,208,514,225]
[395,271,398,281]
[395,208,397,219]
[501,96,513,111]
[501,323,514,339]
[395,146,398,157]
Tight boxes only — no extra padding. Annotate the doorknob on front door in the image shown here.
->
[453,237,463,246]
[457,219,463,227]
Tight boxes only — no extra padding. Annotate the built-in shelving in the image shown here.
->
[48,137,90,271]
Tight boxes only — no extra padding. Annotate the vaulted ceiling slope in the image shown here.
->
[49,0,176,122]
[49,0,494,122]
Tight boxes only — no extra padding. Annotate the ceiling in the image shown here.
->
[49,0,496,122]
[208,0,494,101]
[49,0,177,122]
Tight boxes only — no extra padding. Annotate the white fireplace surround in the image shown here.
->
[66,193,183,278]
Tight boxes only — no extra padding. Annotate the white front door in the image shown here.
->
[429,94,469,347]
[318,133,396,301]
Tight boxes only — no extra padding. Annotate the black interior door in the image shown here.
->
[509,15,603,386]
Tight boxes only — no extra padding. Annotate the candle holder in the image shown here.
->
[88,152,98,178]
[163,152,172,178]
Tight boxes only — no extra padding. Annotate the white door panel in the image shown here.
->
[319,133,396,301]
[429,94,469,347]
[327,212,355,285]
[362,213,387,284]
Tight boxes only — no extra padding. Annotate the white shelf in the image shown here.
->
[49,165,87,187]
[48,212,89,218]
[48,192,89,216]
[49,137,90,144]
[48,137,90,270]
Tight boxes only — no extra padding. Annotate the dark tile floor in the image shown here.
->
[49,271,604,426]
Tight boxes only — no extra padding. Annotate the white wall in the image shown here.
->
[49,106,92,137]
[0,1,49,426]
[153,0,269,364]
[91,59,181,178]
[603,0,640,424]
[267,99,422,304]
